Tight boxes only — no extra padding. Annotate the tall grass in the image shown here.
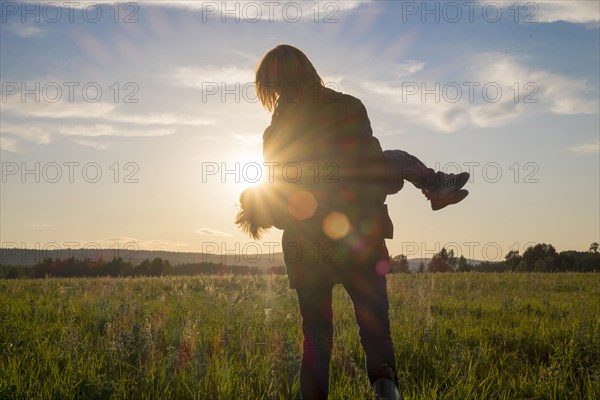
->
[0,273,598,399]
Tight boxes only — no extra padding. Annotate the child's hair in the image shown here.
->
[255,44,324,112]
[235,184,287,240]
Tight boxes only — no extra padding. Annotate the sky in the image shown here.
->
[1,0,599,263]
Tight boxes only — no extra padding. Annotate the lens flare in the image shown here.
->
[287,190,317,220]
[323,211,350,240]
[376,260,391,275]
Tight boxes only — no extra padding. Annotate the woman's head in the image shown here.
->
[255,44,324,112]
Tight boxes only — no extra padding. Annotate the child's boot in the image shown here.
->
[422,172,470,210]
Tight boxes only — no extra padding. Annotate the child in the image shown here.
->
[236,149,469,240]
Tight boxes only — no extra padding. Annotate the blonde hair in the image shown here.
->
[255,44,324,112]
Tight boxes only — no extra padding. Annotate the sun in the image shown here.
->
[231,154,266,191]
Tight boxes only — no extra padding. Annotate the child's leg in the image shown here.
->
[383,149,442,192]
[383,149,469,210]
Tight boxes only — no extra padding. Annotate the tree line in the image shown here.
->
[1,242,598,279]
[0,257,287,279]
[389,242,600,273]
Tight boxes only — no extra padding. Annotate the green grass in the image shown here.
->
[1,273,598,399]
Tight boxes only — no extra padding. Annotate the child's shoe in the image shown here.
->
[423,172,470,210]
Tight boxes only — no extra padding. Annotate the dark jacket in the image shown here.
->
[263,86,393,288]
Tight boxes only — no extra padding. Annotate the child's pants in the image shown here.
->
[383,149,444,194]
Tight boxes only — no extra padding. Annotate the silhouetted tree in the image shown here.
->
[505,250,521,272]
[6,267,21,279]
[522,243,558,272]
[456,255,472,272]
[131,259,150,276]
[390,254,409,273]
[428,248,455,272]
[99,257,133,277]
[149,258,171,276]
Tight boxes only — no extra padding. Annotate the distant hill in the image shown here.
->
[0,248,286,269]
[0,248,480,271]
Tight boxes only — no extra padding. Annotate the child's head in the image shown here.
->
[235,183,287,240]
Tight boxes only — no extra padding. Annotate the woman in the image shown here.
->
[253,44,403,400]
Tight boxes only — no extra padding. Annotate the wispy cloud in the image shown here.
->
[195,228,232,237]
[0,124,52,144]
[570,139,600,155]
[471,53,597,116]
[1,121,178,152]
[527,0,600,25]
[56,124,175,137]
[6,23,46,38]
[73,139,112,150]
[231,133,262,146]
[1,98,116,119]
[96,237,190,251]
[1,96,215,126]
[170,65,254,88]
[130,0,371,19]
[21,0,372,10]
[0,137,19,152]
[395,61,426,78]
[111,113,215,126]
[487,1,600,25]
[17,0,596,25]
[358,53,597,133]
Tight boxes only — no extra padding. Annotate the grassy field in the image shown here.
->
[0,273,598,399]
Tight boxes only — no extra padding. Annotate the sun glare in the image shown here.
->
[231,154,266,191]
